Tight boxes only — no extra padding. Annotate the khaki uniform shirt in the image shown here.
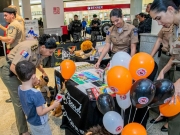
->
[6,20,24,49]
[105,22,138,53]
[16,14,25,40]
[7,40,43,67]
[158,24,173,52]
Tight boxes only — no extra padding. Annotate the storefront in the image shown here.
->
[64,4,130,25]
[18,0,153,25]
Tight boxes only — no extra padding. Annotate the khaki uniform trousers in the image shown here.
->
[0,58,28,135]
[168,70,180,135]
[158,53,174,80]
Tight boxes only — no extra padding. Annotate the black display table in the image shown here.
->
[53,62,158,135]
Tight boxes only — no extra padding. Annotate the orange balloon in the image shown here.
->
[159,96,180,117]
[60,59,76,80]
[107,66,132,95]
[129,52,155,81]
[122,122,147,135]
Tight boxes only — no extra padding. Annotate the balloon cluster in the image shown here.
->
[96,52,177,134]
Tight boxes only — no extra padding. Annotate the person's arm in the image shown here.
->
[0,24,7,31]
[174,78,180,98]
[36,100,60,116]
[0,36,14,44]
[130,43,136,56]
[97,43,111,63]
[37,64,47,76]
[150,37,162,57]
[157,56,174,80]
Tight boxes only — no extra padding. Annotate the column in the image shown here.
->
[130,0,142,21]
[12,0,20,15]
[21,0,32,20]
[41,0,64,28]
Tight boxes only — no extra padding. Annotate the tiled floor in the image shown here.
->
[0,67,168,135]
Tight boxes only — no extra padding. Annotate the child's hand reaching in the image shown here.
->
[52,100,60,108]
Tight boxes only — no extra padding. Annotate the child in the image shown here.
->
[15,60,60,135]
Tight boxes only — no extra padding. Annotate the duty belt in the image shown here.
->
[162,51,171,56]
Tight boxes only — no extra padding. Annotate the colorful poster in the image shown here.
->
[71,71,100,85]
[25,20,39,40]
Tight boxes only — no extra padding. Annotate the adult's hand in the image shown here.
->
[174,78,180,98]
[156,71,164,80]
[94,61,100,69]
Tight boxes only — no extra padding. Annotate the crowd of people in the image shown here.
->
[1,0,180,135]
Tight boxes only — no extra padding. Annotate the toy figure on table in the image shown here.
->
[37,75,51,106]
[74,40,96,59]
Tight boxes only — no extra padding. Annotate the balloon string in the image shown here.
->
[140,106,150,124]
[121,109,124,120]
[128,105,132,124]
[147,114,162,131]
[132,108,137,122]
[123,109,126,125]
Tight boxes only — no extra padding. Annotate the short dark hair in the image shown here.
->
[138,13,146,18]
[93,14,97,18]
[74,15,78,17]
[150,0,178,13]
[38,34,57,49]
[110,8,123,18]
[15,60,36,82]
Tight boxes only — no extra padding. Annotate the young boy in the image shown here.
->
[15,60,60,135]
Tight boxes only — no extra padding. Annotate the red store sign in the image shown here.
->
[53,7,60,14]
[64,4,130,12]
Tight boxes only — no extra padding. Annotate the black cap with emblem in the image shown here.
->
[3,7,16,13]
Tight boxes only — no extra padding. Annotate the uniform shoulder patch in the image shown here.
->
[31,44,38,51]
[8,26,15,34]
[106,31,110,35]
[20,50,29,58]
[133,28,138,36]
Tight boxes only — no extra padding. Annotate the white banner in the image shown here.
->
[25,20,39,40]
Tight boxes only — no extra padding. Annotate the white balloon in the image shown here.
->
[116,91,131,110]
[111,51,131,69]
[103,111,124,134]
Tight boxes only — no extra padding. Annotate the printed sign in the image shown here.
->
[110,87,118,93]
[53,7,60,14]
[136,68,147,76]
[138,97,149,104]
[116,126,123,132]
[87,6,103,10]
[25,20,39,40]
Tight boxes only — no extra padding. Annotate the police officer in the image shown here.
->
[0,7,24,103]
[144,3,152,33]
[68,15,82,42]
[150,24,174,132]
[90,14,101,41]
[150,0,180,134]
[95,8,138,69]
[0,7,24,50]
[0,5,25,31]
[0,34,57,135]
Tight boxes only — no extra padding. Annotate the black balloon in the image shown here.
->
[130,79,156,108]
[149,79,175,108]
[96,93,115,114]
